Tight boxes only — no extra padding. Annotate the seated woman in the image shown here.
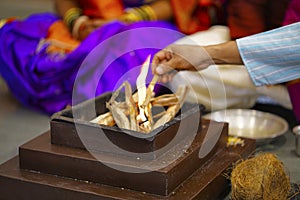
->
[54,0,173,41]
[0,0,226,115]
[0,0,175,114]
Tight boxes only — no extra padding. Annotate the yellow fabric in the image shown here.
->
[0,17,16,29]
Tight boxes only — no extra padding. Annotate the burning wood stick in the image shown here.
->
[90,54,188,133]
[152,85,188,130]
[106,82,131,130]
[136,55,152,132]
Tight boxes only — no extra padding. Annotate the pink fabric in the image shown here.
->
[288,82,300,123]
[283,0,300,25]
[283,0,300,122]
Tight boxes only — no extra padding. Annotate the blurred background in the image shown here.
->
[0,0,54,164]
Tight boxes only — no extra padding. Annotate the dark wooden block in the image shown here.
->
[50,92,204,159]
[0,136,255,200]
[20,119,228,196]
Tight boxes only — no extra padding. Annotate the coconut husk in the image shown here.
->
[231,153,291,200]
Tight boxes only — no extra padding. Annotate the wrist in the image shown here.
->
[204,45,225,65]
[205,41,243,65]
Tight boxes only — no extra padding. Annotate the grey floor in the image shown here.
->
[0,0,299,192]
[0,0,53,164]
[0,0,54,19]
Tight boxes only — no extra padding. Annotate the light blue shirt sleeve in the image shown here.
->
[236,22,300,86]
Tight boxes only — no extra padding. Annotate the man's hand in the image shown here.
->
[151,41,243,83]
[152,44,213,82]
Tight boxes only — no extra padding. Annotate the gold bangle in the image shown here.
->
[122,5,157,23]
[133,7,149,20]
[63,7,82,29]
[140,5,157,20]
[121,11,142,23]
[72,15,88,40]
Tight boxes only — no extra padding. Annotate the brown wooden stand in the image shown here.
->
[0,120,255,200]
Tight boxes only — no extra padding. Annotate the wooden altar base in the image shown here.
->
[18,119,228,196]
[0,132,255,200]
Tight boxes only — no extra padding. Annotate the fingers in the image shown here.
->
[152,49,169,66]
[157,70,177,83]
[151,47,181,83]
[152,44,209,82]
[152,48,173,75]
[155,64,172,75]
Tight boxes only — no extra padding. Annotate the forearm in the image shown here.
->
[149,0,173,21]
[204,41,243,65]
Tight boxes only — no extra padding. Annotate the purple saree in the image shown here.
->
[0,13,183,115]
